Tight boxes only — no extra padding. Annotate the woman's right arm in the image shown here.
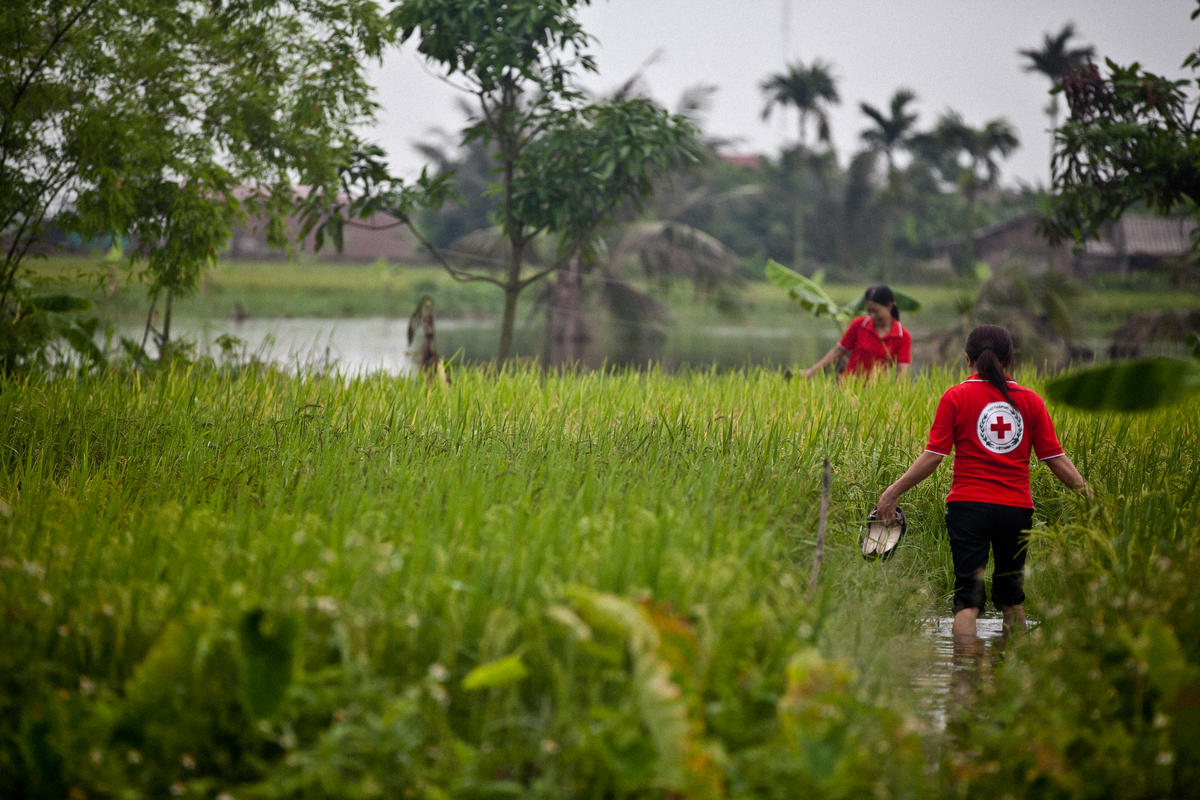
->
[804,345,847,378]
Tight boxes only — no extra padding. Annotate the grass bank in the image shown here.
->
[2,363,1198,797]
[27,255,1200,346]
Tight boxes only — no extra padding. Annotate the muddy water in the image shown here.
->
[915,614,1026,729]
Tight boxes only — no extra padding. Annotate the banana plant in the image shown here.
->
[764,259,921,328]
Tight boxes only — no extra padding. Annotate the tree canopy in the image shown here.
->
[317,0,702,363]
[1042,49,1200,246]
[1,0,392,359]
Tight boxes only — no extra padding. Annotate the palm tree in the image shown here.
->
[760,59,840,270]
[1019,23,1095,157]
[859,89,919,279]
[760,60,840,147]
[859,88,918,178]
[914,112,1019,270]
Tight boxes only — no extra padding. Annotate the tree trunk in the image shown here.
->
[544,255,588,367]
[495,237,525,363]
[161,288,173,356]
[792,156,806,271]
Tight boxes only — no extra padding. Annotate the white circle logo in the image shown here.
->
[976,401,1023,454]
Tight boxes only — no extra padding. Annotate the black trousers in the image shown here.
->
[945,501,1034,613]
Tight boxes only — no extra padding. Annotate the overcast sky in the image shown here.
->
[365,0,1198,189]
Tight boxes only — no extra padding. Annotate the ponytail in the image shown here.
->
[964,325,1015,406]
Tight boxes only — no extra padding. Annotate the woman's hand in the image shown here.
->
[874,489,900,525]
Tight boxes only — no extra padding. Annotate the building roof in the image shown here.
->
[1117,215,1196,255]
[1084,215,1196,257]
[718,153,764,171]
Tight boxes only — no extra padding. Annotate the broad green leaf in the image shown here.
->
[461,654,529,690]
[764,259,846,324]
[1044,357,1200,411]
[29,293,90,313]
[237,609,298,718]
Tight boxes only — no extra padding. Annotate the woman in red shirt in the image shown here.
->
[873,325,1090,637]
[803,285,912,379]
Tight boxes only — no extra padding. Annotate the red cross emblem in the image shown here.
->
[977,401,1023,453]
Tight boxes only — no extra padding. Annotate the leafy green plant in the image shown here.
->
[764,259,920,327]
[1045,355,1200,411]
[0,281,104,372]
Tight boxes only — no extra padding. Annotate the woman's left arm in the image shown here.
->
[896,362,910,378]
[1044,454,1093,497]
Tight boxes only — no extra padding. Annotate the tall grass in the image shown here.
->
[1,364,1197,797]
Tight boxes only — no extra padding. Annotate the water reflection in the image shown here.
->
[112,316,837,374]
[916,614,1032,730]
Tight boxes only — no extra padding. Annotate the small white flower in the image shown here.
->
[427,662,449,682]
[314,596,338,615]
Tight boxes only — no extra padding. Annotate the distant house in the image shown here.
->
[951,212,1195,276]
[971,213,1075,273]
[718,153,765,171]
[1075,215,1196,276]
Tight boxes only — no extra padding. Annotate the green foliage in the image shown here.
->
[949,539,1200,799]
[1045,356,1200,411]
[2,362,1199,797]
[238,609,299,719]
[328,0,703,363]
[391,0,595,91]
[509,99,701,262]
[1043,10,1200,247]
[765,259,847,324]
[1,0,393,352]
[765,259,920,328]
[0,280,104,372]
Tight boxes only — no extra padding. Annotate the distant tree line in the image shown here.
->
[5,0,1198,367]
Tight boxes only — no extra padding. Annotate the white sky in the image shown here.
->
[365,0,1199,189]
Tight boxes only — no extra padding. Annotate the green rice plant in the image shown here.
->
[0,362,1197,797]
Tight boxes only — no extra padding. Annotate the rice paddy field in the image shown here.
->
[2,361,1198,798]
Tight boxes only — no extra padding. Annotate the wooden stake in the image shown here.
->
[807,458,831,597]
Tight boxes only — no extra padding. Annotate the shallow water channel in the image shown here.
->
[113,315,835,374]
[915,614,1030,730]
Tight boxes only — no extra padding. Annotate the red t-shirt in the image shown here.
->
[838,316,912,376]
[924,376,1065,509]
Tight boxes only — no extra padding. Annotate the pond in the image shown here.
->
[112,315,841,374]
